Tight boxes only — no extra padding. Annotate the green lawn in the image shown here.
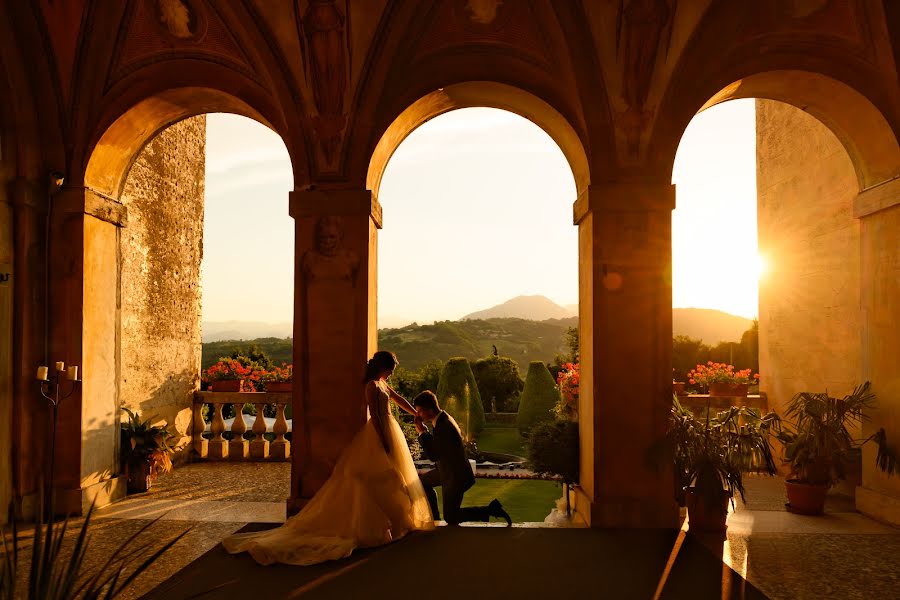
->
[476,426,526,457]
[434,479,561,523]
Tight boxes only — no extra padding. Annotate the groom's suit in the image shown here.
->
[418,411,492,525]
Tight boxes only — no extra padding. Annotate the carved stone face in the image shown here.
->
[314,218,343,256]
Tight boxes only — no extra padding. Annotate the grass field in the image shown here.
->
[476,425,526,457]
[434,479,561,523]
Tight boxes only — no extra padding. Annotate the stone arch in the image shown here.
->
[660,70,900,192]
[696,71,900,190]
[84,86,297,199]
[365,82,591,200]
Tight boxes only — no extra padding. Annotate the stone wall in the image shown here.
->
[119,116,205,456]
[755,100,861,419]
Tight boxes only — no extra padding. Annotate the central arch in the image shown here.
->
[366,82,591,200]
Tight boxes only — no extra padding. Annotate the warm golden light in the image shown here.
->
[755,253,768,281]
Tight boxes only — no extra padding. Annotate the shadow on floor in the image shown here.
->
[142,525,765,600]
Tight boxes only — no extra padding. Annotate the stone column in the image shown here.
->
[573,183,678,528]
[288,189,380,513]
[9,178,47,518]
[46,186,127,514]
[854,178,900,527]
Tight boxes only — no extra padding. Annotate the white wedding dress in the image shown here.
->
[222,380,434,565]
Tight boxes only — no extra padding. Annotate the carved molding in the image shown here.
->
[854,177,900,219]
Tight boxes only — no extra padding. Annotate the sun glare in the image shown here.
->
[754,253,768,282]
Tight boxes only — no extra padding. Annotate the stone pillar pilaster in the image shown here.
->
[46,186,127,514]
[574,183,678,528]
[288,189,380,513]
[854,178,900,526]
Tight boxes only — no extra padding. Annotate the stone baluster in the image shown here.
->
[192,401,208,458]
[229,402,249,459]
[271,402,291,460]
[250,402,270,459]
[208,402,229,460]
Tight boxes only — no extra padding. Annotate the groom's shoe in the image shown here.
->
[488,499,512,526]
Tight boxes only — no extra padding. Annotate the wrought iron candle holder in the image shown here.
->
[36,362,80,514]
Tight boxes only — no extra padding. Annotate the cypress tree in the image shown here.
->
[517,361,561,435]
[436,357,485,439]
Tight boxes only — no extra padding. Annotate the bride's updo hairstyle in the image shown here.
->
[364,351,399,382]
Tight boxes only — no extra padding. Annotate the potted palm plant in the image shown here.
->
[120,408,176,493]
[668,397,780,533]
[777,382,897,515]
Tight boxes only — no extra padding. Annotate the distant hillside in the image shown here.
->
[202,337,292,370]
[379,317,578,371]
[201,307,751,371]
[463,295,575,321]
[673,308,753,344]
[203,321,291,342]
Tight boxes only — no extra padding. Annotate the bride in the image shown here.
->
[222,351,434,565]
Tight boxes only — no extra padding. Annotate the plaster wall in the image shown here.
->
[119,116,205,455]
[755,100,861,417]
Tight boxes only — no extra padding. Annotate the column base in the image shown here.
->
[856,485,900,527]
[228,439,249,459]
[286,494,310,517]
[208,440,228,460]
[250,439,270,459]
[271,440,291,460]
[82,476,127,513]
[572,485,679,529]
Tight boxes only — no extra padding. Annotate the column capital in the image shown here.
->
[54,186,128,227]
[289,189,383,229]
[853,177,900,219]
[573,182,676,225]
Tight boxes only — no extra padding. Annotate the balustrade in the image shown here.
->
[192,391,292,462]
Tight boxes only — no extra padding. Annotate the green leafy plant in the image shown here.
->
[668,397,780,508]
[471,355,524,413]
[777,382,898,486]
[0,498,187,600]
[526,420,579,514]
[120,408,176,483]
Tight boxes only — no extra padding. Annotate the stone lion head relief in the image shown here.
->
[156,0,197,40]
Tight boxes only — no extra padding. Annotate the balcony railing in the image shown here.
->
[192,391,291,461]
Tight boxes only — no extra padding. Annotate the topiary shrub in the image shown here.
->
[472,355,525,413]
[436,357,485,439]
[517,361,561,435]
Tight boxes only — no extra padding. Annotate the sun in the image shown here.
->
[754,253,768,281]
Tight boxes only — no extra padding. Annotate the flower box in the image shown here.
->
[265,381,293,393]
[708,382,749,397]
[211,379,243,392]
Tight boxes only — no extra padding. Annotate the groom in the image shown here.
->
[413,391,512,526]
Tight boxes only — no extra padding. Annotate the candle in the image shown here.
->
[55,361,65,372]
[37,366,49,381]
[66,366,78,381]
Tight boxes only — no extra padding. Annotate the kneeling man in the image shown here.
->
[413,391,511,526]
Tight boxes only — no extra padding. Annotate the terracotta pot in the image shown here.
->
[708,382,749,397]
[684,487,730,533]
[265,381,293,393]
[211,379,243,392]
[785,479,828,515]
[672,382,687,396]
[126,460,152,494]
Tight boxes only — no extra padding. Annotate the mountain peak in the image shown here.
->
[463,295,575,321]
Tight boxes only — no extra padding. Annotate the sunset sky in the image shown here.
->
[201,100,760,326]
